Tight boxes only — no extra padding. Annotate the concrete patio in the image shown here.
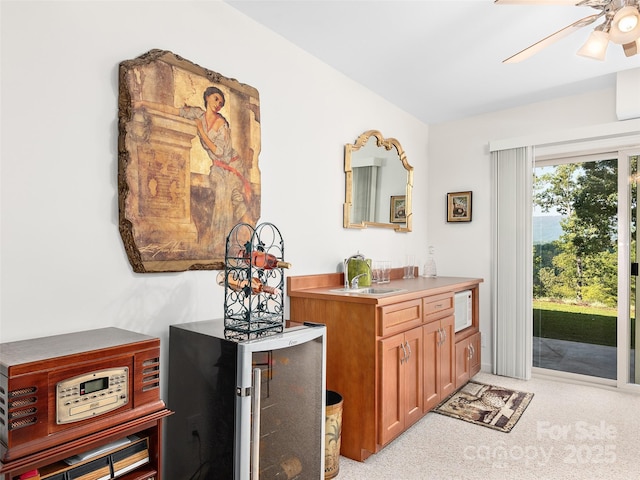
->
[533,337,636,381]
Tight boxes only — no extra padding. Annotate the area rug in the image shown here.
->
[434,381,534,433]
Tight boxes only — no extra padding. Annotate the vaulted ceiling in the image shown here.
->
[226,0,640,124]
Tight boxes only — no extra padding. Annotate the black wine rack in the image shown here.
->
[221,222,286,339]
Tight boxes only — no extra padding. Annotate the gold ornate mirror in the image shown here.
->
[343,130,413,232]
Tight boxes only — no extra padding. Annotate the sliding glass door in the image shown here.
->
[533,149,640,387]
[533,156,618,381]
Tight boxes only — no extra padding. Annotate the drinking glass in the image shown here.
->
[404,254,415,279]
[372,261,382,284]
[379,261,391,283]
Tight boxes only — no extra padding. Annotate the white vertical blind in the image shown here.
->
[491,146,534,380]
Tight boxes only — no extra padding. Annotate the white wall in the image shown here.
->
[0,0,429,376]
[0,0,627,382]
[428,87,620,370]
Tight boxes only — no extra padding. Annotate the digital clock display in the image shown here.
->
[80,376,108,395]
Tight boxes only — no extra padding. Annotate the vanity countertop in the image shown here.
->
[287,272,483,306]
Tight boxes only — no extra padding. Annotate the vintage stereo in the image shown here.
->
[0,328,165,463]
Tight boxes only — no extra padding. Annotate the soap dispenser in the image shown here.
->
[423,245,437,277]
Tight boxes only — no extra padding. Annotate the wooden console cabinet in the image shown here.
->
[0,410,171,480]
[0,329,172,480]
[288,272,482,462]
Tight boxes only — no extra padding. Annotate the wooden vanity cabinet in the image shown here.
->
[287,273,483,462]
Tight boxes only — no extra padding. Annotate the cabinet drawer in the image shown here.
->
[423,293,454,321]
[379,299,423,337]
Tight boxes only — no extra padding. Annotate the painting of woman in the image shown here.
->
[119,50,261,272]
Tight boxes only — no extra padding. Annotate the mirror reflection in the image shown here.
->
[344,130,413,232]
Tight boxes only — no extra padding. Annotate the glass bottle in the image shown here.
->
[241,250,292,269]
[216,271,280,295]
[423,246,437,277]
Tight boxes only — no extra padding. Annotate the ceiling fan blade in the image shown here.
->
[503,13,602,63]
[494,1,582,5]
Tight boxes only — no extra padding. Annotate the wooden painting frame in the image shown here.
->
[447,191,472,222]
[390,195,406,223]
[118,50,261,272]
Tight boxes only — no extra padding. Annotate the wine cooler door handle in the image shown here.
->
[251,367,261,480]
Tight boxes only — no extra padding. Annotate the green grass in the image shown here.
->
[533,300,635,348]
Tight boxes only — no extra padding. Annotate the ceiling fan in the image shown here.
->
[495,0,640,62]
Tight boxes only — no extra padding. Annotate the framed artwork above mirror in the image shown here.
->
[343,130,413,232]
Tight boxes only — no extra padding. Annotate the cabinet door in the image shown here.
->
[439,315,456,400]
[423,316,455,412]
[378,328,423,446]
[454,332,481,389]
[403,327,423,429]
[422,321,441,412]
[379,332,405,446]
[469,332,481,378]
[455,339,470,389]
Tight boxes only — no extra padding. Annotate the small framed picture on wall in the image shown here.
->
[447,191,472,222]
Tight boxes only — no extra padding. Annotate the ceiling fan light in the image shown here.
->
[618,14,638,32]
[577,30,609,60]
[609,6,640,44]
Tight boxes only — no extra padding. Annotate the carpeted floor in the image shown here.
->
[335,372,640,480]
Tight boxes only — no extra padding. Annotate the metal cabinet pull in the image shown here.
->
[400,342,408,364]
[405,341,412,361]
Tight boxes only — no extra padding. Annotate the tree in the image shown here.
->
[533,160,618,303]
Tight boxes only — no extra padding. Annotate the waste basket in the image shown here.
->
[325,390,343,479]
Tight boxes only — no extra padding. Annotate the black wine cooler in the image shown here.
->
[165,319,326,479]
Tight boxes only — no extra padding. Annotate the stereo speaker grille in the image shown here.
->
[7,386,39,431]
[141,357,160,392]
